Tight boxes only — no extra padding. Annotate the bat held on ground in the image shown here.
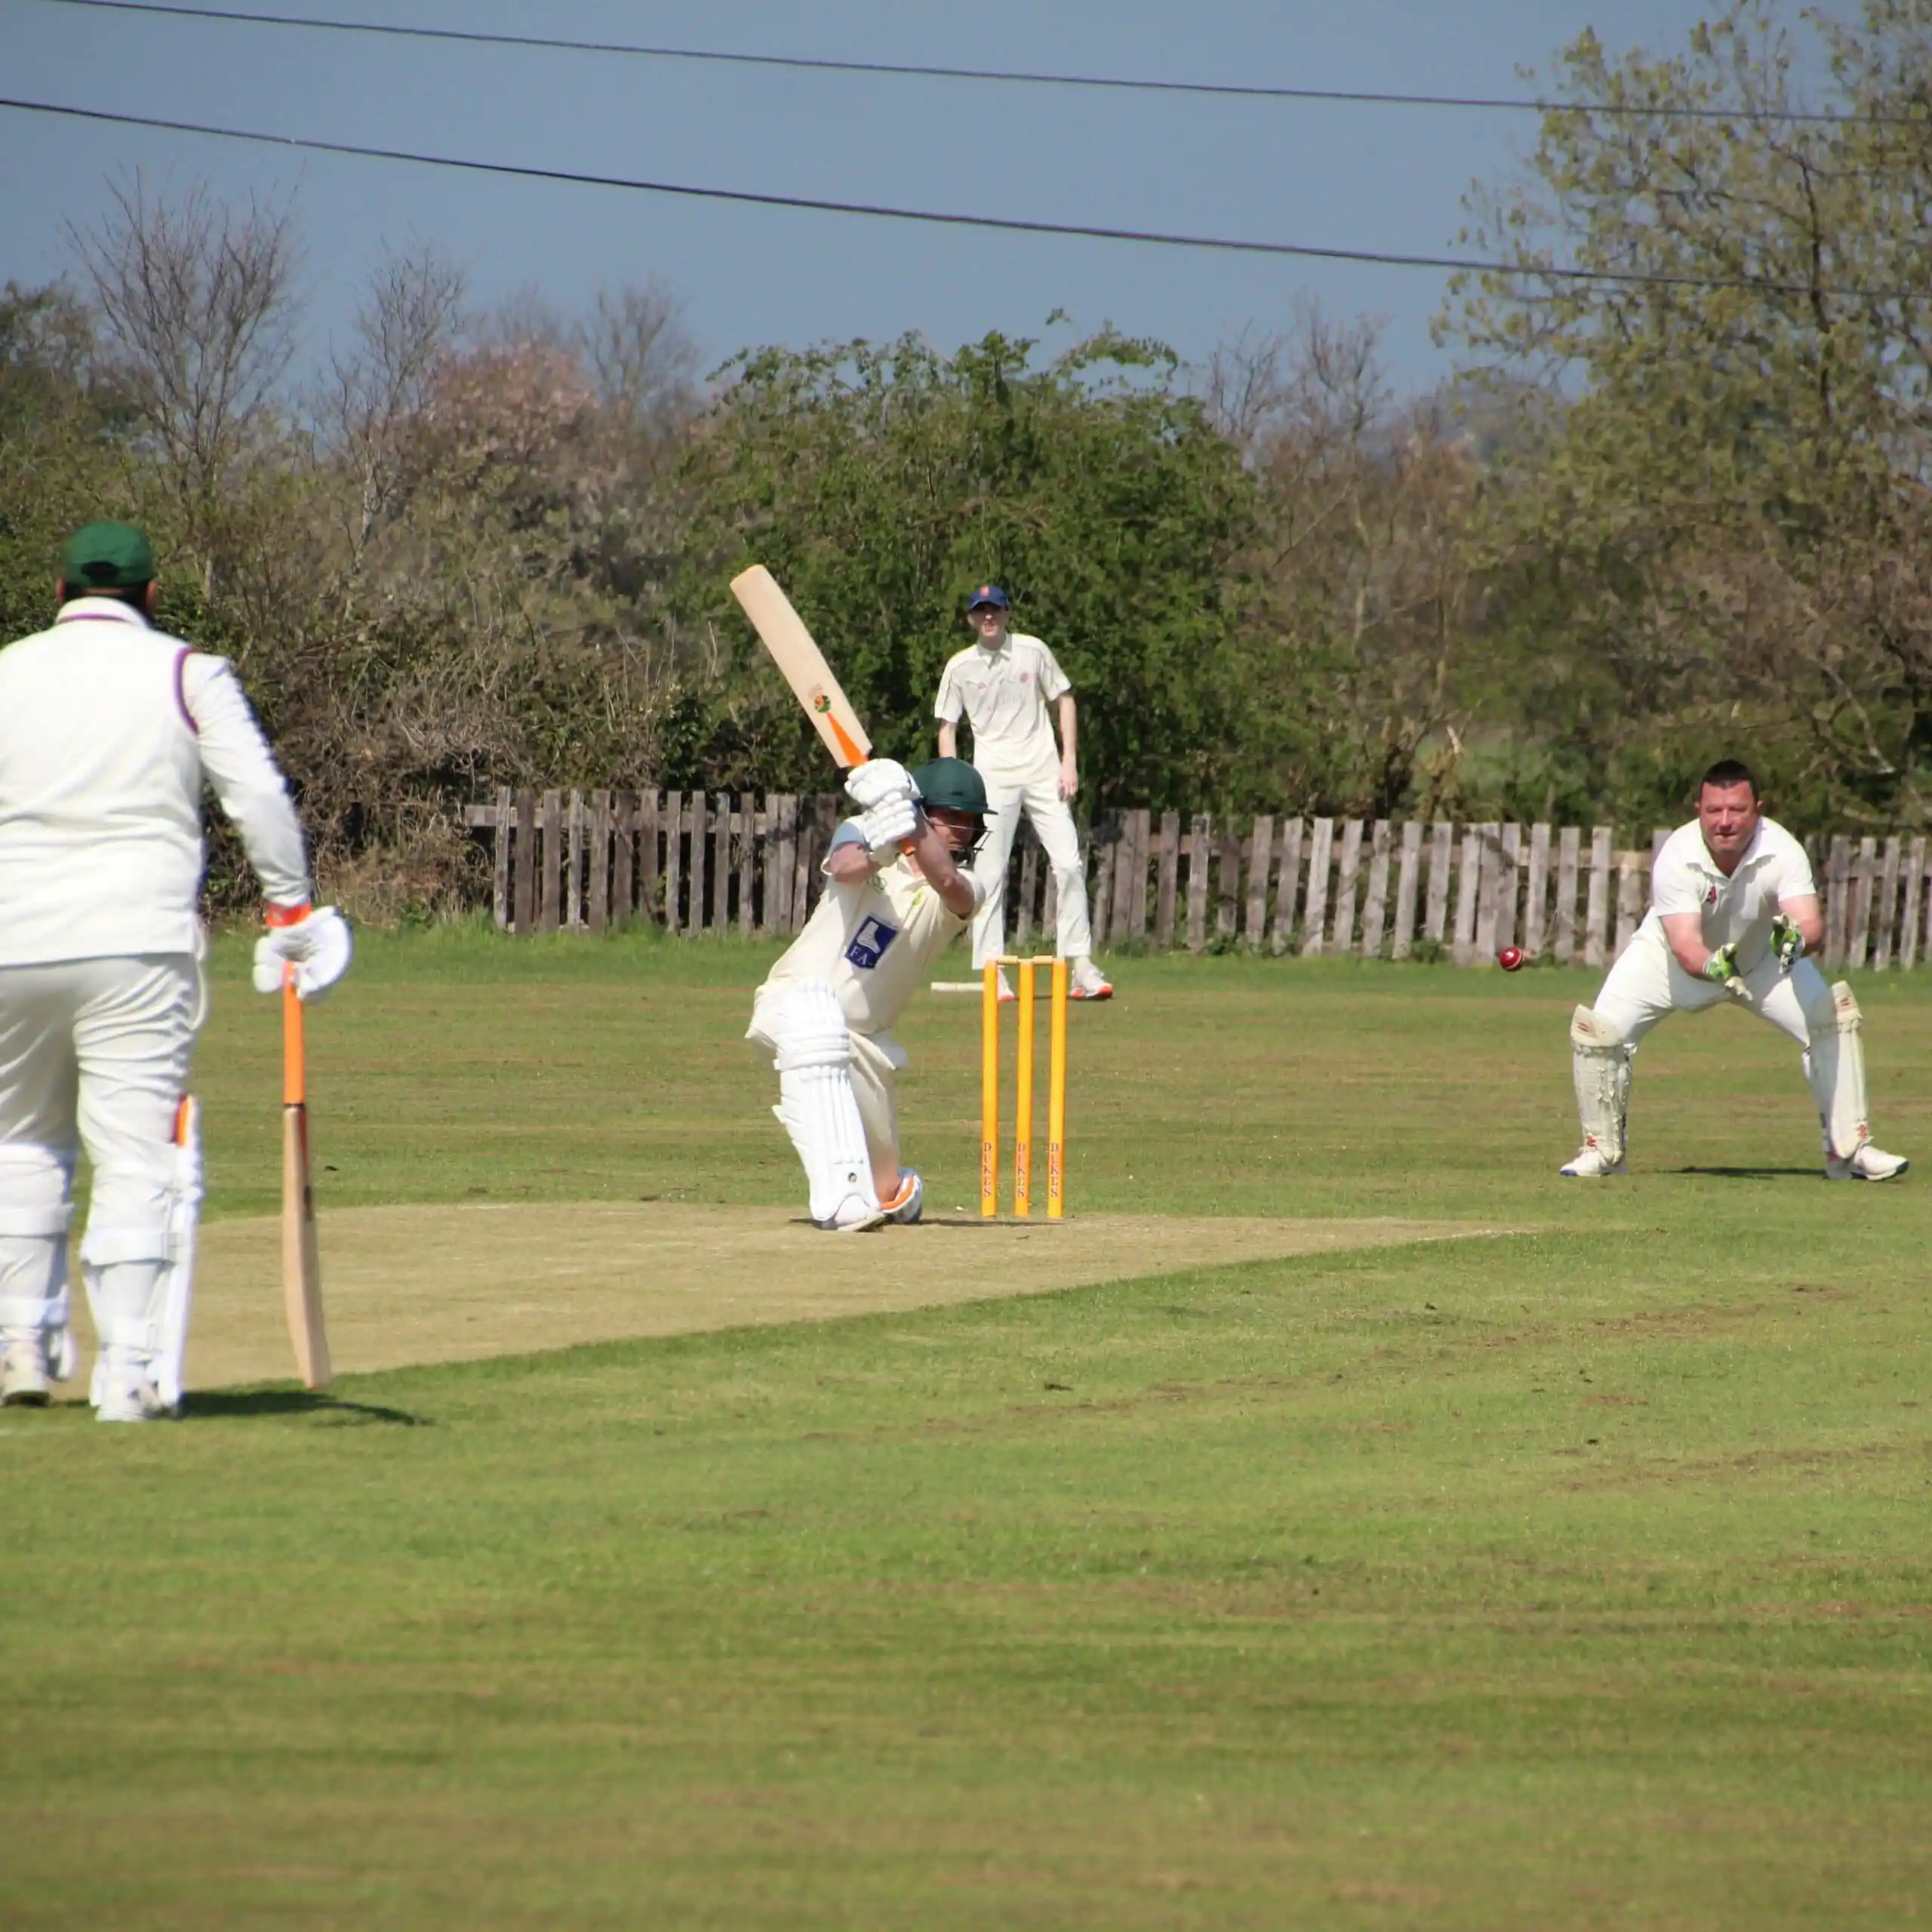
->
[281,966,332,1390]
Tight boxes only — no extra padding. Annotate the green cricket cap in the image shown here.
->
[910,757,993,817]
[60,521,155,591]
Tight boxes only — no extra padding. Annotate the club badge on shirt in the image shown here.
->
[845,915,900,970]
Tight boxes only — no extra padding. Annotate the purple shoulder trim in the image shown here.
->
[174,648,198,734]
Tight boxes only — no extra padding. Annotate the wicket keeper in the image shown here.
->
[0,522,351,1420]
[1563,759,1906,1180]
[748,756,990,1230]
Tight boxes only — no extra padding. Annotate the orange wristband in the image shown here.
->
[264,902,312,929]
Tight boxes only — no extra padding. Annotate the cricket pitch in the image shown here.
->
[156,1204,1503,1391]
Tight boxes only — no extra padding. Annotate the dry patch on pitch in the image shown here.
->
[169,1204,1501,1389]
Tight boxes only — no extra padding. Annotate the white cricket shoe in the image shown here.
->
[1559,1144,1627,1177]
[94,1367,176,1423]
[1826,1143,1909,1182]
[816,1192,888,1233]
[994,969,1017,1004]
[0,1334,52,1407]
[881,1169,924,1225]
[1069,957,1112,1000]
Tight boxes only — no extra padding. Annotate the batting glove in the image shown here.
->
[1769,912,1805,975]
[859,796,920,854]
[843,758,918,812]
[253,903,353,1001]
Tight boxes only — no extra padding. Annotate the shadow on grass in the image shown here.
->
[186,1389,431,1426]
[1672,1165,1820,1180]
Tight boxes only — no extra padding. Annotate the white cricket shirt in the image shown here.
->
[758,822,986,1035]
[0,598,311,966]
[1641,815,1817,966]
[934,632,1071,783]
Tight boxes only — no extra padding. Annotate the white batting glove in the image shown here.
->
[843,758,918,811]
[860,797,920,853]
[252,904,353,1001]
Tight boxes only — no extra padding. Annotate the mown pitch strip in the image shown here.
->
[143,1205,1503,1389]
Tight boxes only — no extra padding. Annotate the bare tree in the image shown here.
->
[577,279,699,446]
[68,174,301,552]
[321,244,466,567]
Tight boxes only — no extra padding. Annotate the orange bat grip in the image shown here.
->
[281,966,306,1107]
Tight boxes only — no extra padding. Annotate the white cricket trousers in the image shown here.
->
[0,956,199,1342]
[1592,931,1829,1049]
[971,773,1092,968]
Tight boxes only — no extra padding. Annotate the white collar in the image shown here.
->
[54,597,150,629]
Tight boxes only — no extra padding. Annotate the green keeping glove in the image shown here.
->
[1769,912,1805,975]
[1702,943,1740,985]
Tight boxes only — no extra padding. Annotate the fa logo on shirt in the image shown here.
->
[1705,883,1719,906]
[845,916,900,970]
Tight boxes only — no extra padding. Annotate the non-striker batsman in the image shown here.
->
[0,522,351,1420]
[1562,759,1906,1180]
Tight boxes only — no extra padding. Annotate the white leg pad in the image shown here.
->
[768,980,881,1227]
[81,1211,171,1397]
[1570,1004,1632,1165]
[1806,980,1872,1160]
[0,1144,78,1380]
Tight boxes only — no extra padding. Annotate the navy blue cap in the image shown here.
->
[966,583,1010,611]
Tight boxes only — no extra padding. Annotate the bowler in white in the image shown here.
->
[0,521,352,1420]
[935,584,1111,1001]
[1563,758,1906,1180]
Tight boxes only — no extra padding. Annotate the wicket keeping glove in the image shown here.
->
[1700,943,1739,983]
[843,758,918,811]
[253,903,353,1001]
[1769,912,1805,975]
[859,796,920,854]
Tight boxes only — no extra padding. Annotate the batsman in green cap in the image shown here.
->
[747,755,990,1230]
[0,522,352,1420]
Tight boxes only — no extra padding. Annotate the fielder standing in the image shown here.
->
[936,586,1112,1001]
[1562,759,1906,1180]
[0,522,351,1420]
[748,757,989,1230]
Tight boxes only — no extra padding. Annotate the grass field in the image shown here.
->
[2,931,1929,1928]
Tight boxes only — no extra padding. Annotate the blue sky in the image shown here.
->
[3,1,1781,394]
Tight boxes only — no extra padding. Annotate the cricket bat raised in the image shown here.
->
[281,968,332,1389]
[729,565,875,769]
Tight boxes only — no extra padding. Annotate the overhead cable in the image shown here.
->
[29,0,1912,127]
[0,95,1906,302]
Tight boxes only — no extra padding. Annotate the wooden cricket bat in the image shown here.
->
[281,968,332,1390]
[729,565,875,769]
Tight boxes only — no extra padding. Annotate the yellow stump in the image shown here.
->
[1046,957,1068,1220]
[1014,964,1036,1217]
[980,961,1000,1218]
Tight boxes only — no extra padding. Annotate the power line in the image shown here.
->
[29,0,1912,128]
[0,95,1907,303]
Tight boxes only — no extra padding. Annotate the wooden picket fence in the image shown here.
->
[460,790,1932,969]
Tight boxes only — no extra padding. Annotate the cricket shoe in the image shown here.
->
[1826,1143,1909,1182]
[1559,1144,1627,1177]
[881,1169,924,1225]
[1069,958,1113,1001]
[0,1334,52,1407]
[816,1192,888,1234]
[993,969,1017,1004]
[94,1367,177,1423]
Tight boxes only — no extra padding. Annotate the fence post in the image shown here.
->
[1522,823,1549,958]
[1155,811,1180,948]
[540,789,562,934]
[1271,817,1303,955]
[1424,822,1454,946]
[1301,818,1334,956]
[1553,826,1579,963]
[1823,835,1851,967]
[1901,836,1927,971]
[1452,825,1481,964]
[1583,827,1613,968]
[1244,816,1273,949]
[1186,814,1211,952]
[1331,819,1364,954]
[1614,851,1644,957]
[490,786,512,930]
[1390,821,1422,958]
[1358,819,1392,958]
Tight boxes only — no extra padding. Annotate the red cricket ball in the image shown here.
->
[1498,946,1524,972]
